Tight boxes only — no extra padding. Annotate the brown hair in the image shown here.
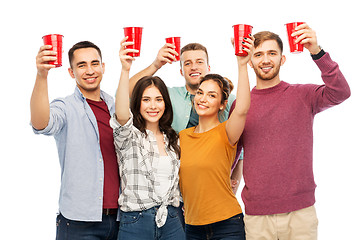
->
[199,74,233,104]
[253,31,283,53]
[180,43,209,64]
[131,76,180,158]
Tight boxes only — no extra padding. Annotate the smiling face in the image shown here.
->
[194,79,225,118]
[140,85,165,128]
[180,50,210,94]
[68,47,104,99]
[249,40,286,86]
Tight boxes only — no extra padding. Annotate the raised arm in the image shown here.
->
[30,45,57,130]
[128,43,177,94]
[226,36,254,146]
[293,23,351,108]
[115,37,139,125]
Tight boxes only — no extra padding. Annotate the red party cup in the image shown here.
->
[233,24,253,56]
[285,22,305,53]
[42,34,63,67]
[123,27,143,57]
[165,37,181,61]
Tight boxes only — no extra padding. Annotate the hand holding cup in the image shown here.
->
[232,34,255,66]
[36,45,58,78]
[119,37,138,72]
[152,43,178,70]
[290,23,321,55]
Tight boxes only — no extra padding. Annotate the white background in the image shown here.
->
[1,0,359,239]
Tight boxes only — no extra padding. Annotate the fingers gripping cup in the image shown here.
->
[165,37,181,61]
[42,34,64,67]
[123,27,143,57]
[285,22,305,53]
[233,24,253,56]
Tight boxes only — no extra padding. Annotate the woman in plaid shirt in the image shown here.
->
[110,38,185,240]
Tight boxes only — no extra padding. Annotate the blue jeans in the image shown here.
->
[185,213,245,240]
[118,206,185,240]
[56,212,118,240]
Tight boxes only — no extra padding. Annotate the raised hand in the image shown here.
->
[292,23,321,55]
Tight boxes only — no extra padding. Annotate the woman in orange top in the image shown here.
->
[179,36,254,239]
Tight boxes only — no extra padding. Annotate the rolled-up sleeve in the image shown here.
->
[32,99,67,136]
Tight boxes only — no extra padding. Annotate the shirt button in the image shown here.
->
[100,178,103,181]
[99,197,102,200]
[99,158,102,162]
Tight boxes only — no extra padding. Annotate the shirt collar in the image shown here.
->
[74,86,114,106]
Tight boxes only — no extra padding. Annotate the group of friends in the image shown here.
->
[30,23,351,240]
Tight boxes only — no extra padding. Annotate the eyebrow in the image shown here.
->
[198,88,219,95]
[184,58,205,63]
[254,49,279,55]
[76,60,101,66]
[142,95,163,99]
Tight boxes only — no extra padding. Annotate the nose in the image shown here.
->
[85,66,95,75]
[150,100,156,109]
[190,62,198,70]
[199,94,207,102]
[262,53,271,63]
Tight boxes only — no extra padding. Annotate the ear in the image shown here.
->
[180,68,184,77]
[68,67,75,79]
[280,54,286,66]
[220,99,228,111]
[102,62,105,74]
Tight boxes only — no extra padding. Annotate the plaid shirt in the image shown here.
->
[110,113,181,227]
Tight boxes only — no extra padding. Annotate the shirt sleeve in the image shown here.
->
[310,52,351,114]
[110,111,135,153]
[32,98,67,136]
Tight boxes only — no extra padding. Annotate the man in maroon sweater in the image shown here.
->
[230,24,350,239]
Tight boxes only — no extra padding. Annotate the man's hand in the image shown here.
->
[152,43,178,70]
[292,23,322,55]
[36,45,57,78]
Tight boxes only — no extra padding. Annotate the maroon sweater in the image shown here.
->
[231,53,350,215]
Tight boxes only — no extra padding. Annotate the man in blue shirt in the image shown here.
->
[30,41,119,239]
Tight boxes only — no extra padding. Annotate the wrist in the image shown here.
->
[36,71,48,81]
[309,45,322,55]
[151,59,162,70]
[311,46,325,60]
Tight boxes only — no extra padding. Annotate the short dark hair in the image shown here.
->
[130,76,180,158]
[253,31,283,53]
[180,43,209,65]
[68,41,102,68]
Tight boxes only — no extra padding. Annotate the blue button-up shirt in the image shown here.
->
[168,86,236,133]
[32,87,115,222]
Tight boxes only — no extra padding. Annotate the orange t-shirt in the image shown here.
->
[179,121,242,225]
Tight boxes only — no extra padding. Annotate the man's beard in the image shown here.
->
[253,63,281,81]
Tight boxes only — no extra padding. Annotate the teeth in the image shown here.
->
[190,73,200,77]
[197,104,207,109]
